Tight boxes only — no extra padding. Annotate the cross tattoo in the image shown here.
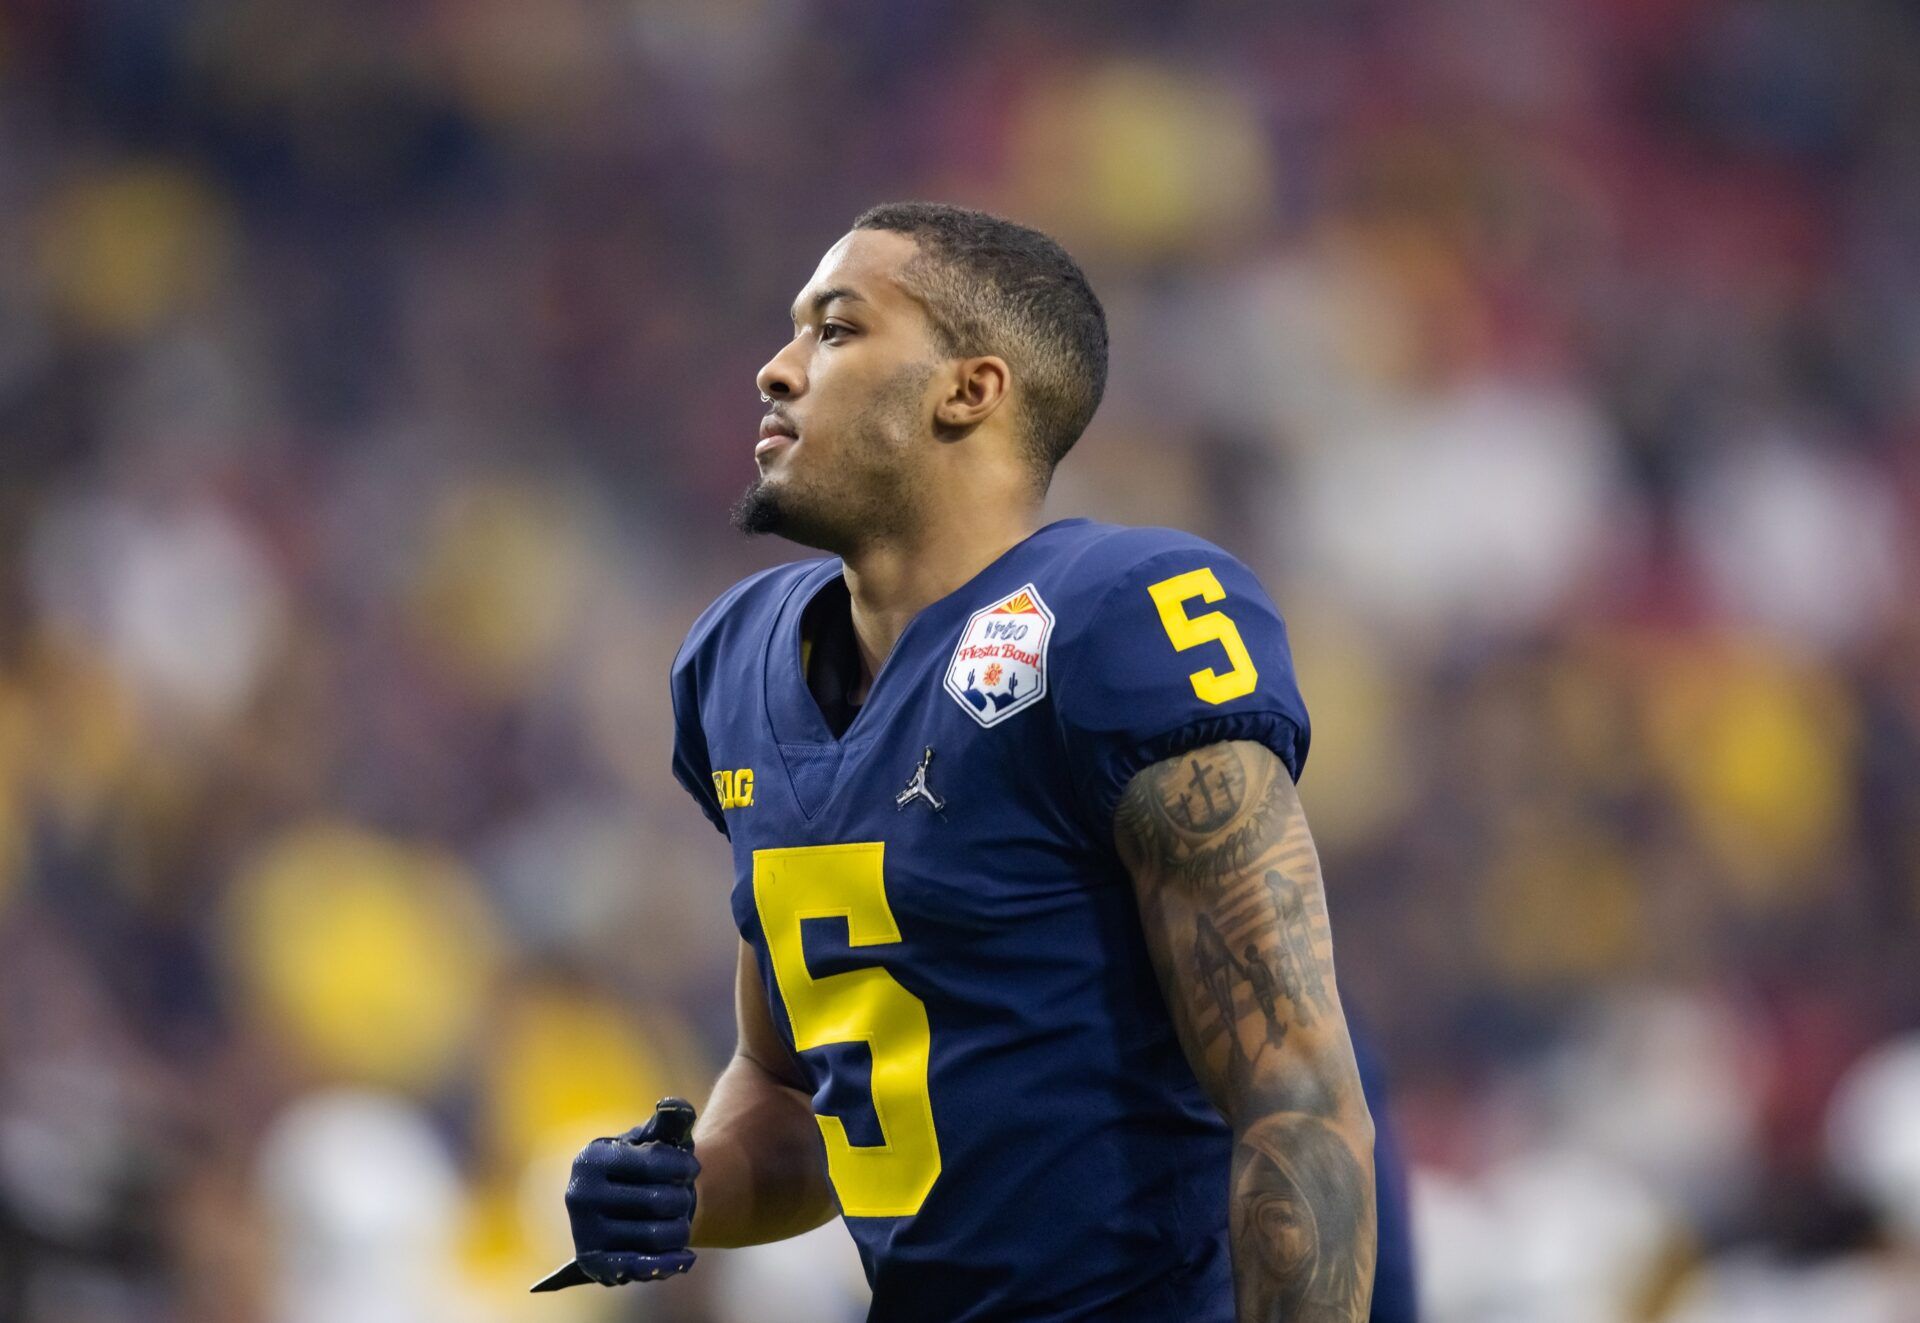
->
[1176,756,1238,831]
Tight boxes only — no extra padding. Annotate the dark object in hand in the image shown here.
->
[530,1097,699,1293]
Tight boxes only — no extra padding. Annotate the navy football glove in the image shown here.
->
[530,1097,699,1292]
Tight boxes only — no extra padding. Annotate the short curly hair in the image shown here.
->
[853,202,1108,485]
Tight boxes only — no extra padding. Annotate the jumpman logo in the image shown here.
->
[895,746,947,812]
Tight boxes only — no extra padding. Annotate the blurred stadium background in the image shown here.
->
[2,1,1918,1320]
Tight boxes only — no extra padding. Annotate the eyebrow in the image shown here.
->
[790,286,868,326]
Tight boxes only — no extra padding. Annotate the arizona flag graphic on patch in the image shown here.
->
[944,582,1055,727]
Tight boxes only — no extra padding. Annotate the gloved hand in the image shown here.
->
[531,1098,700,1291]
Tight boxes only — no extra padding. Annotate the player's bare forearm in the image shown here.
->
[688,941,838,1248]
[687,1050,836,1246]
[1115,741,1376,1323]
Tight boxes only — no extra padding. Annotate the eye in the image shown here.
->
[819,322,851,344]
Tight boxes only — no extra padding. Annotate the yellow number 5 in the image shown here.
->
[1148,567,1260,705]
[752,842,941,1218]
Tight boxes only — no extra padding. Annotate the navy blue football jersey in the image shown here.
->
[671,518,1415,1322]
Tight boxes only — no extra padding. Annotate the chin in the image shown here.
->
[730,476,787,535]
[733,480,862,555]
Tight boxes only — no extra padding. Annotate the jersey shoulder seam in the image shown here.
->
[1049,527,1245,678]
[674,557,835,673]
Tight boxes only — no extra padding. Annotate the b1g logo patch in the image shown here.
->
[943,583,1055,727]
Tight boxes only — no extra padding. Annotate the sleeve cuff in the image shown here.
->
[1088,709,1307,841]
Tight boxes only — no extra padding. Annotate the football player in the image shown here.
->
[550,203,1416,1321]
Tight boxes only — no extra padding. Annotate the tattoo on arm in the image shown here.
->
[1116,741,1376,1323]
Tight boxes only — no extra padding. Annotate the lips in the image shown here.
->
[757,413,798,460]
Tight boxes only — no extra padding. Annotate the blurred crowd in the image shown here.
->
[1,0,1917,1320]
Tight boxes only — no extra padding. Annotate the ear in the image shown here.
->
[933,356,1011,435]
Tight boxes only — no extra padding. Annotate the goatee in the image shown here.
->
[730,478,785,535]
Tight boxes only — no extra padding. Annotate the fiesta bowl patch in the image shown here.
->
[944,583,1055,727]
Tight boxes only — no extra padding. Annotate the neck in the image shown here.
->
[840,501,1043,688]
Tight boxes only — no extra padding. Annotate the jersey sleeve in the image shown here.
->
[1054,536,1310,840]
[669,638,729,838]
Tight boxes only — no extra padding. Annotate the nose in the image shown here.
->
[756,337,805,401]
